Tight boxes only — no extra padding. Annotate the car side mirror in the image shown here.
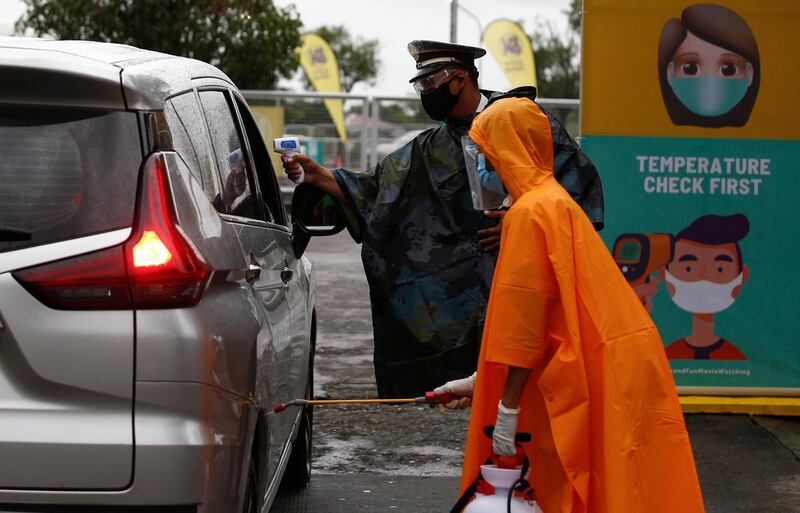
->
[294,184,344,233]
[291,184,362,257]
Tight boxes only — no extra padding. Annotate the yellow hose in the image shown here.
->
[306,398,418,405]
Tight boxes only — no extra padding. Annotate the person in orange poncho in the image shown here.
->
[441,97,705,513]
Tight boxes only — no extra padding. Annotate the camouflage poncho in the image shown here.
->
[334,100,603,398]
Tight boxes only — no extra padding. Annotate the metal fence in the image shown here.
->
[242,90,579,173]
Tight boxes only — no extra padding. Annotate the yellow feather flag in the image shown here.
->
[298,34,347,142]
[482,19,537,88]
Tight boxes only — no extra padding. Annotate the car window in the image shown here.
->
[198,90,260,220]
[164,92,222,206]
[0,107,140,253]
[232,95,286,226]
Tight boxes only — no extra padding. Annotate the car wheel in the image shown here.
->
[281,351,314,487]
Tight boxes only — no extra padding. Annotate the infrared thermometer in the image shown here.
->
[612,233,672,286]
[273,137,305,184]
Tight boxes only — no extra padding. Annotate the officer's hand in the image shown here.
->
[478,210,505,253]
[433,372,476,412]
[281,154,325,185]
[492,401,520,456]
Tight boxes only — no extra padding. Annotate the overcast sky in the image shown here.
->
[0,0,572,95]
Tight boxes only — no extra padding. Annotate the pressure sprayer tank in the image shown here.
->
[463,465,544,513]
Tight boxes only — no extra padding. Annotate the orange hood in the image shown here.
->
[468,97,555,200]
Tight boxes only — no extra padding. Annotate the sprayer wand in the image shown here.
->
[268,392,459,415]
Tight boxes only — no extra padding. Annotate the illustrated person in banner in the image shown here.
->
[616,214,751,360]
[659,213,750,360]
[282,40,603,398]
[658,3,760,128]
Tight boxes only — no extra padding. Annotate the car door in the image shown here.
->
[229,93,311,408]
[196,88,296,479]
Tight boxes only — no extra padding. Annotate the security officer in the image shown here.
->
[283,40,601,398]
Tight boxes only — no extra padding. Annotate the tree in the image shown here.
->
[567,0,582,33]
[301,25,379,92]
[16,0,303,89]
[528,0,581,98]
[376,102,425,126]
[530,22,579,98]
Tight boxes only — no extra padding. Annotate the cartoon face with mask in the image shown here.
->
[658,4,760,128]
[658,213,750,360]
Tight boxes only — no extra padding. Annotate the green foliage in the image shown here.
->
[529,0,581,98]
[16,0,303,89]
[567,0,582,33]
[531,22,579,98]
[302,25,379,92]
[376,102,425,125]
[283,99,328,127]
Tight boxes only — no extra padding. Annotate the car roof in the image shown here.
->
[0,37,234,110]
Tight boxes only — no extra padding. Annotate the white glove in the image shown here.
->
[492,400,520,456]
[433,372,476,411]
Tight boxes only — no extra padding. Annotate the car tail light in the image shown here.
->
[123,154,211,308]
[13,246,131,309]
[13,154,211,310]
[132,231,173,267]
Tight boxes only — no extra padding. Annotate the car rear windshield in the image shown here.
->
[0,107,141,253]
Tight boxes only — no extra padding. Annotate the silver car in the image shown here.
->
[0,38,330,512]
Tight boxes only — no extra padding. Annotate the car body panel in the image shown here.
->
[0,381,253,510]
[123,59,233,110]
[0,43,125,110]
[0,273,134,489]
[0,37,232,111]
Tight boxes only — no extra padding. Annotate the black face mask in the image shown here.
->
[420,79,462,121]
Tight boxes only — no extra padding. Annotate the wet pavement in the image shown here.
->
[295,231,470,477]
[272,232,800,512]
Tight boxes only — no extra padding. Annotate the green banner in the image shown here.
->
[582,135,800,391]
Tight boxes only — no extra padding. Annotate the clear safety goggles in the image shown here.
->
[412,67,466,95]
